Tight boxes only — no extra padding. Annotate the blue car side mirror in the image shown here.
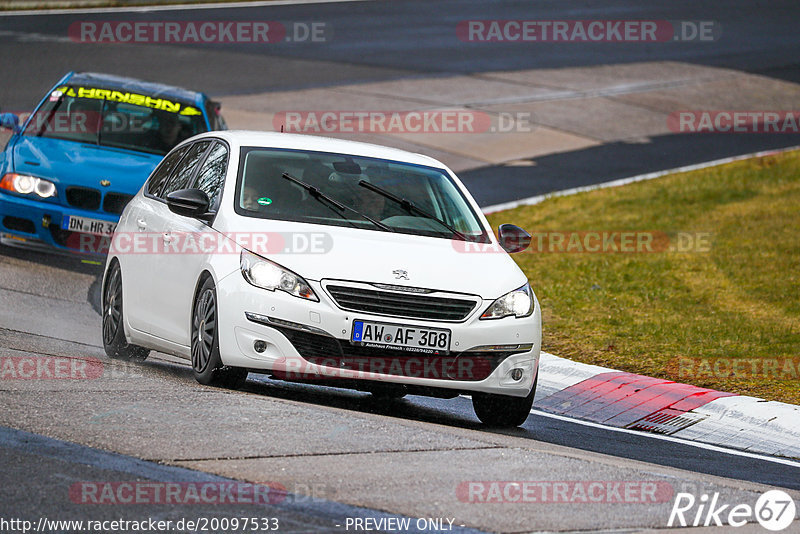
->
[0,113,21,134]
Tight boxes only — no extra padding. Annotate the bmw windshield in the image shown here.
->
[235,147,490,242]
[23,85,207,156]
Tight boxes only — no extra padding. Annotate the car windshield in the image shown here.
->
[23,84,207,156]
[236,147,490,242]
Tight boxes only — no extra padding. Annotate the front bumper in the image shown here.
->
[0,191,117,254]
[216,273,542,397]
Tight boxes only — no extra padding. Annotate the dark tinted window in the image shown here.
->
[159,140,211,199]
[24,85,207,156]
[146,144,191,197]
[192,142,228,211]
[235,147,488,241]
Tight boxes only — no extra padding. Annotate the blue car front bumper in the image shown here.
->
[0,190,119,254]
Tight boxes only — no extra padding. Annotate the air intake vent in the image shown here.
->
[3,216,36,234]
[66,187,100,211]
[326,284,476,322]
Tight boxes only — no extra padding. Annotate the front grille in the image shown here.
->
[271,325,515,381]
[66,187,100,211]
[2,216,35,234]
[103,192,134,215]
[326,284,476,322]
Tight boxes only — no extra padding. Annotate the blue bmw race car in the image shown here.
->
[0,72,226,253]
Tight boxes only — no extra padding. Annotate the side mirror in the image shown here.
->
[166,188,210,218]
[497,223,531,253]
[0,113,21,134]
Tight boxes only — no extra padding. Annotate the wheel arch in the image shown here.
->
[190,269,217,339]
[192,270,215,310]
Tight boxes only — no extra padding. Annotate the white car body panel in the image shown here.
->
[108,131,542,399]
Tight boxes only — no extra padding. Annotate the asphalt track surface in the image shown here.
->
[3,0,800,205]
[1,1,800,531]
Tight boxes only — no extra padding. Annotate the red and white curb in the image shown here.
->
[486,147,800,461]
[534,352,800,461]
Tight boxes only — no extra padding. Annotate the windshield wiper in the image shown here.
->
[281,172,393,232]
[358,180,468,240]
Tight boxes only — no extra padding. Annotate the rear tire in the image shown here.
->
[472,373,537,427]
[191,277,247,389]
[102,261,149,361]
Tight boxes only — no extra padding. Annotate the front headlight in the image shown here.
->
[0,173,57,198]
[240,249,318,301]
[481,282,534,320]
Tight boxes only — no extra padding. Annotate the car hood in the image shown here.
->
[219,218,528,300]
[10,136,161,193]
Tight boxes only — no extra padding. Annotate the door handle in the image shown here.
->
[136,218,147,230]
[162,231,174,244]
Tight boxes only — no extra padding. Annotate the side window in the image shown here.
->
[146,144,191,197]
[192,142,228,211]
[158,140,211,199]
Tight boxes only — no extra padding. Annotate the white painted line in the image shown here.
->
[0,0,368,16]
[531,409,800,470]
[0,29,72,42]
[482,144,800,214]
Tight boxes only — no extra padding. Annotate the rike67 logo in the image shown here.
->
[668,490,796,531]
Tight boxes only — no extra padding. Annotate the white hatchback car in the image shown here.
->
[102,131,541,427]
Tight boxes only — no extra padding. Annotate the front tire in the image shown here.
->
[102,261,149,361]
[191,277,247,389]
[472,373,537,427]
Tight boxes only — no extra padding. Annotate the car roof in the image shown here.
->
[66,72,207,105]
[196,130,447,169]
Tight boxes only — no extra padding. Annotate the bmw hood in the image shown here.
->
[10,136,161,194]
[220,219,528,300]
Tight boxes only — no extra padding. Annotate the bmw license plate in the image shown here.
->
[61,215,116,236]
[351,320,450,354]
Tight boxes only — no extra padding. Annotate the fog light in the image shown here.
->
[510,368,524,381]
[253,340,267,353]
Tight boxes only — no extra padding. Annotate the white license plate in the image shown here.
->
[351,320,451,354]
[61,215,116,236]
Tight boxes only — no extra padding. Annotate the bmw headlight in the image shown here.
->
[0,173,57,198]
[481,283,534,320]
[240,249,318,301]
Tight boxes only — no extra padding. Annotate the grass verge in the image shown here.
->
[486,150,800,404]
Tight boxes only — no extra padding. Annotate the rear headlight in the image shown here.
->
[240,249,318,301]
[0,173,57,198]
[481,283,534,320]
